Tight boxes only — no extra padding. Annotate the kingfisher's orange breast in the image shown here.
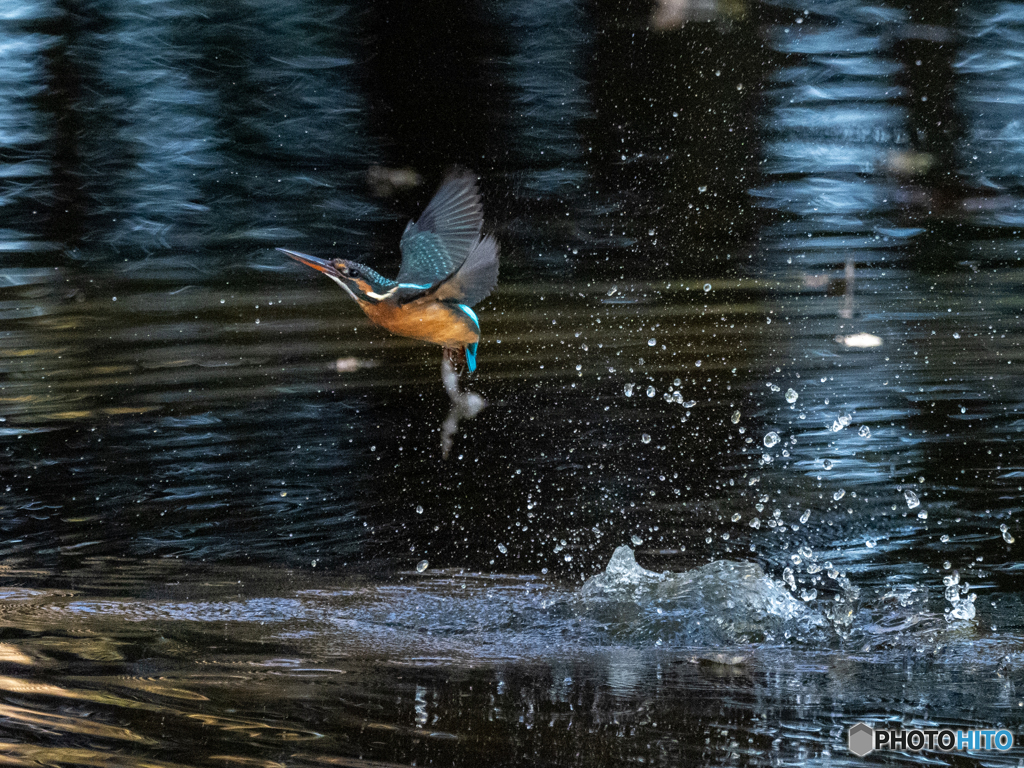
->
[359,299,479,348]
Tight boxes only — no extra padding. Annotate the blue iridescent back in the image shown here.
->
[352,263,395,292]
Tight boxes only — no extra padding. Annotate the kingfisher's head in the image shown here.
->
[278,248,393,303]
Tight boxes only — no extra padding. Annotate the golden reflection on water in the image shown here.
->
[0,644,32,665]
[0,701,152,744]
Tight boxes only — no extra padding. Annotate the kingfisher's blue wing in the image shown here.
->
[430,234,499,307]
[396,171,484,287]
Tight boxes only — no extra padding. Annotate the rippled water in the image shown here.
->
[1,0,1024,766]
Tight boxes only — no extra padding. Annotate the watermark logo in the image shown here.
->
[848,723,1014,756]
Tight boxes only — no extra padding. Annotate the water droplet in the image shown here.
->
[785,388,798,404]
[694,360,702,367]
[731,410,741,424]
[648,338,656,346]
[683,400,696,408]
[624,383,634,397]
[822,459,833,470]
[416,560,429,573]
[749,518,761,529]
[799,510,810,524]
[631,534,644,546]
[917,510,928,520]
[865,539,876,548]
[763,431,780,448]
[646,386,656,397]
[783,567,796,590]
[858,425,871,438]
[799,546,813,559]
[641,433,652,444]
[1000,524,1015,543]
[731,513,742,523]
[703,283,712,292]
[833,489,846,501]
[904,490,920,509]
[415,505,424,514]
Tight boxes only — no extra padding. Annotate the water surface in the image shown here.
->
[1,0,1023,766]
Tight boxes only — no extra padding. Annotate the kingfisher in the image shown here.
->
[278,171,499,372]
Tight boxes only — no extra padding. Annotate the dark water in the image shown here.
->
[2,0,1024,766]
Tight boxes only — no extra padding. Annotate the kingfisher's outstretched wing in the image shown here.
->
[396,171,484,287]
[430,234,499,307]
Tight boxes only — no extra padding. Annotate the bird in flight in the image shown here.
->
[279,171,499,372]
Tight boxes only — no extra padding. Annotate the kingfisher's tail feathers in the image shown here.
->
[464,342,478,372]
[429,235,499,306]
[397,171,484,286]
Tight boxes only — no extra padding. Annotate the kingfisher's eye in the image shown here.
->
[349,267,361,278]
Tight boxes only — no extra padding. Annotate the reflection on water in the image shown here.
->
[0,0,1023,765]
[0,554,1017,768]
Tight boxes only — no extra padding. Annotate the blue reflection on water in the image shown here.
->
[495,0,590,197]
[756,15,910,270]
[0,8,56,254]
[957,4,1024,225]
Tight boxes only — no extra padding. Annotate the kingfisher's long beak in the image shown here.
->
[276,248,341,277]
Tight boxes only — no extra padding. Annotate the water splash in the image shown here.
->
[578,546,829,645]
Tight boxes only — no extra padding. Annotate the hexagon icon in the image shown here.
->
[848,722,874,756]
